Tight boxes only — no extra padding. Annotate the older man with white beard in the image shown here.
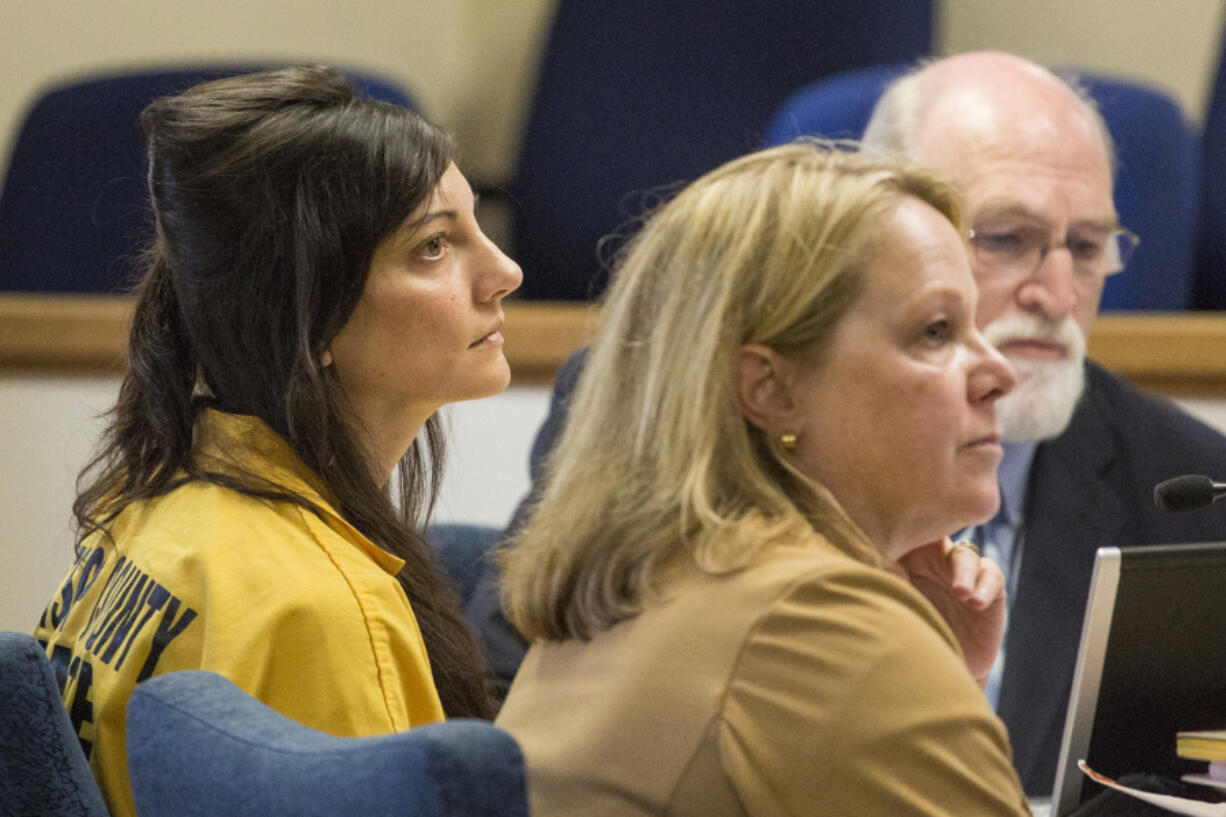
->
[863,51,1226,796]
[982,313,1087,443]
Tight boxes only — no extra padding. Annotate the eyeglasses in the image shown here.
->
[967,224,1140,281]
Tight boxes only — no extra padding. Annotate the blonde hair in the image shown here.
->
[501,142,963,642]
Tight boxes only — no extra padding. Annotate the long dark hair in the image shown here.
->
[74,65,493,718]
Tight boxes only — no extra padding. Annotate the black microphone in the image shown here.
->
[1153,474,1226,512]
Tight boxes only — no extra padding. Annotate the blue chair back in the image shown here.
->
[1074,71,1200,311]
[510,0,934,301]
[1195,25,1226,309]
[0,631,110,817]
[425,522,503,609]
[762,64,1201,311]
[127,670,528,817]
[763,63,906,145]
[0,66,418,294]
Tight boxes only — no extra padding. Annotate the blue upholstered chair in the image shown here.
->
[126,670,529,817]
[0,631,110,817]
[763,64,1201,311]
[762,63,905,146]
[1194,23,1226,309]
[425,522,503,610]
[1073,70,1201,311]
[509,0,934,301]
[0,66,418,294]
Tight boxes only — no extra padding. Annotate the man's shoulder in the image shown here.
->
[1079,359,1226,452]
[1081,358,1154,409]
[1028,358,1226,549]
[553,346,589,398]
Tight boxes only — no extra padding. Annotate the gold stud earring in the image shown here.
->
[780,432,797,451]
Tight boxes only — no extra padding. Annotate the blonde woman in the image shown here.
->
[495,143,1031,816]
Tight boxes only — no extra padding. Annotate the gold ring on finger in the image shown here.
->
[947,540,980,560]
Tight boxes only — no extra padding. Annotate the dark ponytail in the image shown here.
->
[74,65,494,718]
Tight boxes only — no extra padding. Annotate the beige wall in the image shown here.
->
[940,0,1226,125]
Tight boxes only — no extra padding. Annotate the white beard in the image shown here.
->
[983,313,1087,443]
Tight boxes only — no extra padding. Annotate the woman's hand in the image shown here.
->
[894,538,1006,689]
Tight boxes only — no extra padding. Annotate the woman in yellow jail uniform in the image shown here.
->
[496,143,1033,816]
[35,65,522,817]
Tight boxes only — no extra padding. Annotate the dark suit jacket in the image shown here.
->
[466,350,588,698]
[1002,360,1226,796]
[476,352,1226,794]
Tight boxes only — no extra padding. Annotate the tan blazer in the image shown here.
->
[496,537,1031,817]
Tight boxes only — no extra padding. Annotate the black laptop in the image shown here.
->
[1040,543,1226,815]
